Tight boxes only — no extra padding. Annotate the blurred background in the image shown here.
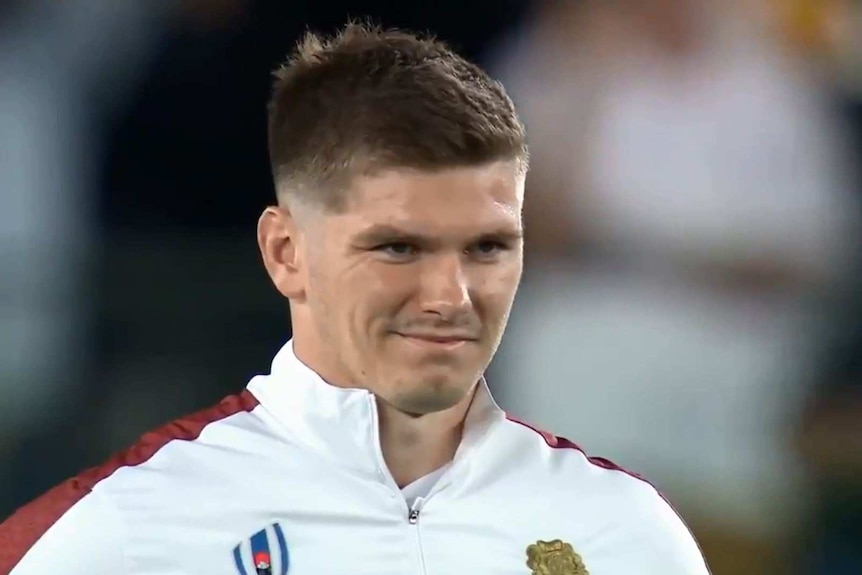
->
[0,1,860,573]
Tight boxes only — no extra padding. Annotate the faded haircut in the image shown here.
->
[266,21,528,211]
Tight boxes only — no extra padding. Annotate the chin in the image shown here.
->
[389,372,475,415]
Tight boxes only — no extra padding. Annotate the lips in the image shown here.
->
[395,331,479,351]
[397,333,477,343]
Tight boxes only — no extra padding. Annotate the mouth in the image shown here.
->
[396,332,477,350]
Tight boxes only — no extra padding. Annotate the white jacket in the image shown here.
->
[0,342,710,574]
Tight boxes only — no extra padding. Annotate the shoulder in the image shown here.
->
[496,416,712,574]
[500,415,651,487]
[0,390,261,573]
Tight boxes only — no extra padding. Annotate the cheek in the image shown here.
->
[473,262,522,311]
[363,262,415,293]
[305,261,333,314]
[346,265,413,334]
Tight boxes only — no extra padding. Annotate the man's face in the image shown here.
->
[291,161,524,415]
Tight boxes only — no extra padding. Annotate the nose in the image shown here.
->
[418,253,471,318]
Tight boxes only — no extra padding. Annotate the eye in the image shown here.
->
[468,240,509,259]
[373,242,418,259]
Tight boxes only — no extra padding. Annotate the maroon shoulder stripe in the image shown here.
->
[0,390,259,573]
[507,415,648,480]
[506,415,712,574]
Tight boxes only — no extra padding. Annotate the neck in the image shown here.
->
[289,322,477,487]
[377,387,476,488]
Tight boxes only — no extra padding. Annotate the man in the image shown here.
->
[0,23,710,574]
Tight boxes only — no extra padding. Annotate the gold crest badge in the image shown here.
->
[526,539,589,575]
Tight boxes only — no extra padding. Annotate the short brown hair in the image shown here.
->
[266,22,528,210]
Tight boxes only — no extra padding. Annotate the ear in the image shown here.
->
[257,206,306,301]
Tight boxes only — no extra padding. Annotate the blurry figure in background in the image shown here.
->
[0,0,251,517]
[487,0,859,572]
[0,0,164,507]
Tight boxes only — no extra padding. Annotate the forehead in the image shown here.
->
[341,162,524,232]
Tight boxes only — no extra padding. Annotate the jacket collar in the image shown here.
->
[246,340,505,486]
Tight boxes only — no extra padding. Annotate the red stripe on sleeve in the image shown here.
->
[0,390,259,573]
[506,415,712,574]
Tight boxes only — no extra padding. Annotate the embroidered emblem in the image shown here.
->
[232,523,289,575]
[526,539,589,575]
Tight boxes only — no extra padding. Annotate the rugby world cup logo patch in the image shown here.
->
[232,523,289,575]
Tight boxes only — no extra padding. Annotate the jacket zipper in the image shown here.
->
[369,396,433,575]
[408,497,428,575]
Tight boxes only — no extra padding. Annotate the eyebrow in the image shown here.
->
[352,223,524,246]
